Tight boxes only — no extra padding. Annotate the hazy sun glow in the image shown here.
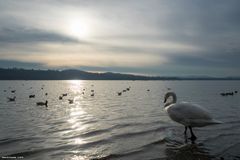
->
[67,18,91,40]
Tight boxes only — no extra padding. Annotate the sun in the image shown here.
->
[68,18,90,40]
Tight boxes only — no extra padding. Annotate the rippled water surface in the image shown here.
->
[0,80,240,160]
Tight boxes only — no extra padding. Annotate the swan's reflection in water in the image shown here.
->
[165,139,213,160]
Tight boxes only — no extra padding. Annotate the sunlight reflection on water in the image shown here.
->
[0,80,240,160]
[68,80,84,94]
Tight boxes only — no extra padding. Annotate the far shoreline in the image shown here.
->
[1,68,240,81]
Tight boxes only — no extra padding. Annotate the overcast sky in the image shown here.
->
[0,0,240,77]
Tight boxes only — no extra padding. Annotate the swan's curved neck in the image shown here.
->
[164,102,172,107]
[164,93,177,107]
[172,94,177,103]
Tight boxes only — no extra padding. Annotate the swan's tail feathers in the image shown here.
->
[210,119,223,125]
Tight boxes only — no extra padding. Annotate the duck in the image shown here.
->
[11,90,16,93]
[62,93,67,97]
[7,96,16,102]
[163,92,222,141]
[117,92,122,96]
[90,93,94,97]
[36,100,48,107]
[59,96,63,100]
[220,93,226,96]
[68,99,74,104]
[29,95,35,98]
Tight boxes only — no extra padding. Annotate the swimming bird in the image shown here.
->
[220,93,226,96]
[118,92,122,96]
[59,96,63,100]
[7,96,16,102]
[11,90,16,93]
[36,100,48,107]
[62,93,67,97]
[163,92,222,142]
[90,93,94,97]
[29,95,35,98]
[68,99,74,104]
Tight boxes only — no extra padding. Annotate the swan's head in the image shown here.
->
[164,92,177,107]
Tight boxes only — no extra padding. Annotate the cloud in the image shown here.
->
[0,0,240,76]
[0,59,44,69]
[0,27,79,43]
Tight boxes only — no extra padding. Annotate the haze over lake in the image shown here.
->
[0,80,240,160]
[1,0,240,159]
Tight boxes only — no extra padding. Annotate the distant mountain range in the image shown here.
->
[0,68,240,80]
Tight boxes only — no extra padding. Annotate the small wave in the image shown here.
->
[91,138,168,160]
[81,128,111,138]
[82,119,98,125]
[224,119,240,124]
[0,137,38,146]
[139,137,168,149]
[48,120,66,126]
[203,132,240,143]
[3,144,75,158]
[216,142,240,156]
[46,128,72,134]
[91,148,143,160]
[110,126,169,139]
[79,138,111,149]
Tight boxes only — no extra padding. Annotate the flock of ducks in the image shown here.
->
[6,87,49,107]
[117,87,131,96]
[4,84,230,143]
[220,90,238,96]
[58,93,74,104]
[4,85,141,108]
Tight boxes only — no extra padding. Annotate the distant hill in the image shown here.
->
[0,68,239,80]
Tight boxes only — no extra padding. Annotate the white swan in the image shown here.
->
[164,92,222,141]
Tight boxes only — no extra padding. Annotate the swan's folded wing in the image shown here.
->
[178,102,212,119]
[167,102,213,126]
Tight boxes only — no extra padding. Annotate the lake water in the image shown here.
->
[0,80,240,160]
